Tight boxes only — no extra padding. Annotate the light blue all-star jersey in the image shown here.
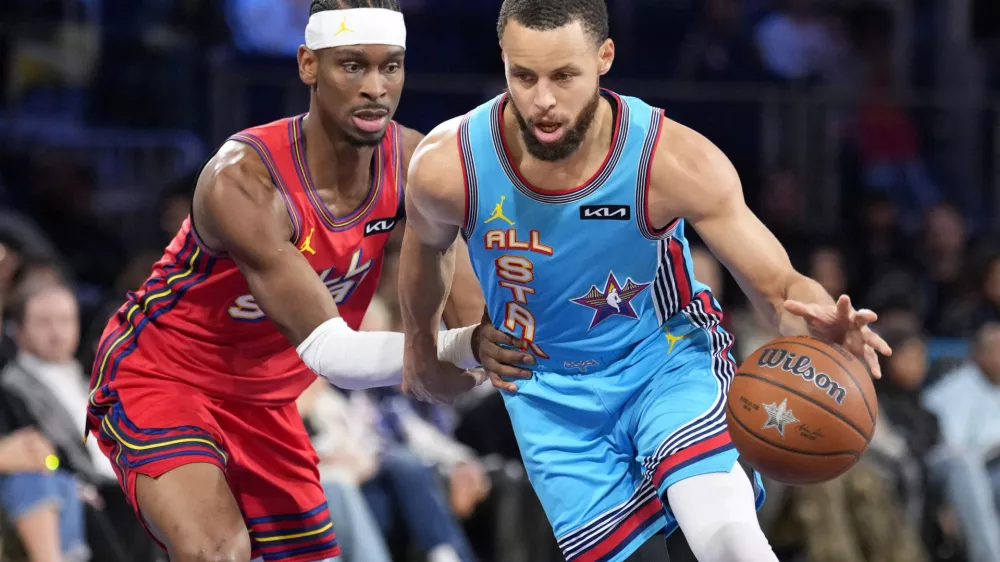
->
[456,90,764,562]
[460,90,709,374]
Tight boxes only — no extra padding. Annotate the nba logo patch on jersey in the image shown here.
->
[570,271,651,330]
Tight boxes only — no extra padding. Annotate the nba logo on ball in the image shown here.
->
[725,336,879,486]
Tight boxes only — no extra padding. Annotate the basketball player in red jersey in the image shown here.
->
[85,2,485,561]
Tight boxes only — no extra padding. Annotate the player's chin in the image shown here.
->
[343,128,387,147]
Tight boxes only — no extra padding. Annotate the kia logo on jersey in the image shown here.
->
[364,218,398,236]
[579,205,631,220]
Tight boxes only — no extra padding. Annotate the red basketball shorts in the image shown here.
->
[88,375,340,562]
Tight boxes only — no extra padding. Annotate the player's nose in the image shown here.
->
[359,70,388,100]
[532,84,557,112]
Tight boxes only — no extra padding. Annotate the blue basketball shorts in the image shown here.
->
[501,310,766,562]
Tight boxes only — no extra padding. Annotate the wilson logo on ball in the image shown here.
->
[756,348,847,405]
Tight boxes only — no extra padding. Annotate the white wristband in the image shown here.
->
[436,325,480,370]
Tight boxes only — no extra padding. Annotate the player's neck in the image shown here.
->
[506,96,615,191]
[302,111,377,198]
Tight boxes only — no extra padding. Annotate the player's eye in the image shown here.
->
[554,73,573,82]
[342,62,363,73]
[514,73,535,84]
[384,63,401,74]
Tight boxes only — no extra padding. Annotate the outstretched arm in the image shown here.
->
[398,119,477,402]
[647,118,891,376]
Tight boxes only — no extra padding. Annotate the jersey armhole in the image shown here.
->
[391,122,404,214]
[188,200,230,258]
[635,108,679,240]
[229,133,304,247]
[457,115,478,241]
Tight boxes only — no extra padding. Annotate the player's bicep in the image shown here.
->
[403,133,466,250]
[200,171,339,344]
[655,124,798,301]
[403,185,460,250]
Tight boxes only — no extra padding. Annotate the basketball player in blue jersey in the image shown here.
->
[397,1,892,561]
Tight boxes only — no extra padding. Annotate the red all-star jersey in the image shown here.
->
[88,115,403,416]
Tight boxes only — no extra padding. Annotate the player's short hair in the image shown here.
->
[309,0,400,15]
[497,0,609,44]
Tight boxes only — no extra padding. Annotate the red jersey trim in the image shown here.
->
[392,122,403,210]
[457,115,478,240]
[635,108,679,240]
[290,116,388,232]
[188,215,229,258]
[87,232,216,425]
[230,133,305,246]
[492,89,629,204]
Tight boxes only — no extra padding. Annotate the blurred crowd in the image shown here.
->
[1,0,999,561]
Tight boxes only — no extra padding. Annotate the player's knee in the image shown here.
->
[171,526,251,562]
[688,521,773,562]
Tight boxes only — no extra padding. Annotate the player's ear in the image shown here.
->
[598,39,614,76]
[298,46,319,88]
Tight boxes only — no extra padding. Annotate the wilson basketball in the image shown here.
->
[725,336,878,485]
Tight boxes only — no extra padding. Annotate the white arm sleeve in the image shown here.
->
[296,317,480,390]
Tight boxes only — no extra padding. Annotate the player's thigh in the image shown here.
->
[502,373,666,562]
[135,463,250,561]
[630,318,742,497]
[215,400,341,562]
[93,380,249,561]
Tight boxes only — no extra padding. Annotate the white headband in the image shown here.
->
[305,8,407,50]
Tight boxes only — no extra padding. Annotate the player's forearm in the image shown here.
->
[238,253,341,346]
[773,273,835,336]
[442,238,486,328]
[398,229,455,359]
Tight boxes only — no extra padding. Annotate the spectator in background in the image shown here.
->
[298,379,392,562]
[157,171,196,246]
[674,0,764,82]
[301,297,481,562]
[225,0,310,57]
[0,281,91,562]
[917,203,974,336]
[925,322,1000,473]
[868,329,950,551]
[851,191,914,292]
[808,245,849,299]
[0,280,151,562]
[976,252,1000,326]
[756,170,809,262]
[922,322,1000,561]
[754,0,843,81]
[848,1,942,232]
[19,152,125,304]
[0,427,87,562]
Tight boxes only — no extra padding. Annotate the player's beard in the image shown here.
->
[510,88,601,162]
[343,125,388,148]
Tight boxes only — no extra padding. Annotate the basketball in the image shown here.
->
[725,336,878,485]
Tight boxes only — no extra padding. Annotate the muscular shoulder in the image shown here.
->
[404,116,467,226]
[396,124,425,182]
[193,140,291,252]
[647,117,743,225]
